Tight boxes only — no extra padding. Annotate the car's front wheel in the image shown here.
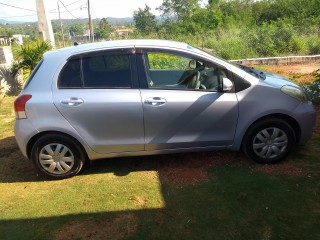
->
[242,118,296,163]
[31,134,86,179]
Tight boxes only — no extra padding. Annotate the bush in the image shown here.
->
[302,70,320,105]
[0,66,22,96]
[306,36,320,55]
[203,29,257,59]
[248,22,304,57]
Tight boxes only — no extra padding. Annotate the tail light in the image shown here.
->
[14,94,32,119]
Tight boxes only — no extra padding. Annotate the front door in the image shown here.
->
[139,50,239,150]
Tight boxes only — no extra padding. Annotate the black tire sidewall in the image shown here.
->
[243,118,296,164]
[31,134,85,179]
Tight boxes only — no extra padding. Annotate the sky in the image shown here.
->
[0,0,164,22]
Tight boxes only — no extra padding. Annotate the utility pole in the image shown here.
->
[36,0,55,48]
[57,1,65,47]
[87,0,94,42]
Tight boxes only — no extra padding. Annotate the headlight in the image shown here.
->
[281,85,308,103]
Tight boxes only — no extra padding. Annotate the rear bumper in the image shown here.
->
[14,119,39,159]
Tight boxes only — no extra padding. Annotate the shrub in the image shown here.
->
[302,70,320,105]
[203,29,257,59]
[0,66,22,96]
[11,40,52,80]
[248,22,303,57]
[306,36,320,55]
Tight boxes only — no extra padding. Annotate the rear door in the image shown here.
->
[52,49,144,154]
[138,49,239,150]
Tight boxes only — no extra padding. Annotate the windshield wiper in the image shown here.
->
[236,64,266,80]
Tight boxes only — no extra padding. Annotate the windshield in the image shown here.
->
[233,63,266,80]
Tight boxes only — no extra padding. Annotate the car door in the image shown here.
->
[137,49,239,151]
[52,49,144,154]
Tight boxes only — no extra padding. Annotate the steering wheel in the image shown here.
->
[177,66,204,87]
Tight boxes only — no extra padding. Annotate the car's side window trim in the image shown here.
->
[136,48,234,93]
[135,53,149,89]
[58,48,137,89]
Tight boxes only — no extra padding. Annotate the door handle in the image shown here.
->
[61,97,84,107]
[145,97,166,106]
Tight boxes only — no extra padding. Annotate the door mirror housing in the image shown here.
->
[189,60,197,69]
[222,77,234,91]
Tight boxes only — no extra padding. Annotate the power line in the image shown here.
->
[49,0,84,13]
[0,2,36,12]
[50,6,83,14]
[91,5,98,19]
[59,0,82,19]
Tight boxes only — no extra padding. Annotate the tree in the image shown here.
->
[157,0,199,22]
[11,41,52,80]
[95,18,112,39]
[68,24,83,36]
[133,4,157,34]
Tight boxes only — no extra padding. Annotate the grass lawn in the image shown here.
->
[0,81,319,239]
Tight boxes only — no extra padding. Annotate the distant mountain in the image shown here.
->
[0,16,162,26]
[50,17,134,27]
[0,19,27,25]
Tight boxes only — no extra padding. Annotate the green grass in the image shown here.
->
[0,97,15,139]
[0,97,319,240]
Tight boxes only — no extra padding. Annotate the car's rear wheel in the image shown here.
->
[31,134,85,179]
[242,118,296,163]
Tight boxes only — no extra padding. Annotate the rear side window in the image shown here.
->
[58,59,82,88]
[82,54,131,88]
[58,53,132,89]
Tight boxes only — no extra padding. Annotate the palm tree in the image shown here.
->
[11,41,52,80]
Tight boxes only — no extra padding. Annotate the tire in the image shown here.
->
[242,118,296,164]
[31,133,86,179]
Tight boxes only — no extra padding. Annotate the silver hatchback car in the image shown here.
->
[14,40,316,179]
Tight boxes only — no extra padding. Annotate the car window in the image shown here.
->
[148,52,190,70]
[58,58,82,88]
[58,53,132,89]
[82,54,131,88]
[145,51,227,91]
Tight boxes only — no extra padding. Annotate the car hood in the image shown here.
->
[235,64,300,88]
[263,71,300,88]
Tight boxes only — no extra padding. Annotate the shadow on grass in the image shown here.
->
[0,133,246,184]
[0,136,41,183]
[1,151,319,240]
[1,134,319,240]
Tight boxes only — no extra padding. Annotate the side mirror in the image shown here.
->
[222,77,233,91]
[189,60,197,69]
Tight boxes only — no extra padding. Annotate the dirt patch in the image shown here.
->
[262,64,320,75]
[160,165,209,186]
[53,213,138,240]
[158,151,248,186]
[129,195,148,207]
[253,63,320,75]
[253,63,320,85]
[159,108,320,186]
[252,161,303,176]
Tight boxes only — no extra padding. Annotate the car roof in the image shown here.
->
[44,39,189,59]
